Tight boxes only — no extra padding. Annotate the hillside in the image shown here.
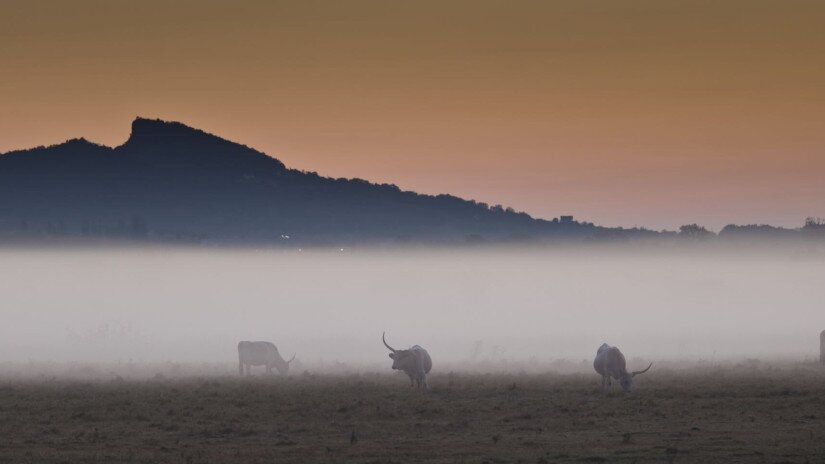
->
[0,118,631,245]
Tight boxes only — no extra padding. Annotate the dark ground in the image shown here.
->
[2,363,824,463]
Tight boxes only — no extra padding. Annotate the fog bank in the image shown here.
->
[1,246,823,367]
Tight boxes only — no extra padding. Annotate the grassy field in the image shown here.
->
[1,363,825,463]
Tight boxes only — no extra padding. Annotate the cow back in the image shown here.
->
[411,345,432,374]
[594,345,626,377]
[238,341,278,365]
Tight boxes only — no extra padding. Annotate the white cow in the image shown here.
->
[237,341,295,376]
[383,332,432,388]
[593,343,651,392]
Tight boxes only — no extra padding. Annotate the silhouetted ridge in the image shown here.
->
[0,137,113,174]
[62,137,104,149]
[0,117,634,244]
[121,117,287,172]
[126,117,222,148]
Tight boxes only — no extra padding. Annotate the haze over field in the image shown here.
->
[2,246,823,368]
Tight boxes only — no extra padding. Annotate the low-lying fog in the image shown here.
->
[1,245,824,371]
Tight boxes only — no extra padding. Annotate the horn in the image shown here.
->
[382,332,397,353]
[631,362,652,377]
[287,353,296,364]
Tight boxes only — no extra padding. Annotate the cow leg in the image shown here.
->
[421,374,428,390]
[245,364,251,376]
[239,361,244,376]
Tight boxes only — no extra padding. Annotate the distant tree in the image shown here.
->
[719,223,796,238]
[803,217,825,236]
[804,217,824,228]
[679,224,714,239]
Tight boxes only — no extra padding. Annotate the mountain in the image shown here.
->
[0,117,639,245]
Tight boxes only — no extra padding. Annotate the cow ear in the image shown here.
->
[388,353,395,359]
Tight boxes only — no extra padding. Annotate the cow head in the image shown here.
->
[620,362,652,392]
[275,353,296,375]
[388,350,416,370]
[383,332,412,370]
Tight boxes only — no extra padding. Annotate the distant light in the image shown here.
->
[340,248,345,252]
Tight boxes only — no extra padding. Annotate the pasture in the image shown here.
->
[1,361,824,463]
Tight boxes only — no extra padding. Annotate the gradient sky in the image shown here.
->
[1,0,823,230]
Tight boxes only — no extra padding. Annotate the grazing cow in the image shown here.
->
[382,332,432,388]
[593,343,652,392]
[237,341,295,376]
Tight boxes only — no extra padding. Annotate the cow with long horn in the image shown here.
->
[237,341,296,376]
[593,343,651,392]
[383,332,432,388]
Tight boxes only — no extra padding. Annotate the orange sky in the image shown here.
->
[1,0,823,230]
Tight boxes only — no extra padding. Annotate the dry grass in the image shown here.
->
[2,363,825,463]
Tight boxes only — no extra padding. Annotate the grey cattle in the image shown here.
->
[593,343,651,392]
[383,332,432,388]
[237,341,295,376]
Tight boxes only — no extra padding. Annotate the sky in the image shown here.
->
[1,0,823,230]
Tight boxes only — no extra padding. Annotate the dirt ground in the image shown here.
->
[1,362,824,463]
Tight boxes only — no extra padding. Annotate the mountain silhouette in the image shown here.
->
[0,117,636,244]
